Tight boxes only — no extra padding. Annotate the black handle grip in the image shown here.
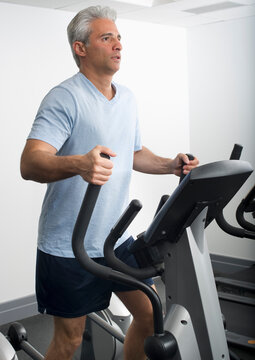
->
[154,195,170,218]
[230,144,243,160]
[100,153,110,160]
[103,200,159,279]
[179,153,195,183]
[111,199,142,237]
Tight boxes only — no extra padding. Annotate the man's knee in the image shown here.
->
[67,332,83,349]
[53,316,86,353]
[53,330,83,355]
[133,307,154,334]
[116,289,155,331]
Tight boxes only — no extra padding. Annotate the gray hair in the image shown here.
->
[67,6,117,67]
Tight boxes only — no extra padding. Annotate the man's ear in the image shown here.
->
[73,41,87,58]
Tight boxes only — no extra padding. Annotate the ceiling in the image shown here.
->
[1,0,255,27]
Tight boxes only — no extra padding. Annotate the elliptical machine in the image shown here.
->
[72,155,253,359]
[1,152,253,360]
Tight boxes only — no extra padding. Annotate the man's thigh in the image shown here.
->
[115,285,156,320]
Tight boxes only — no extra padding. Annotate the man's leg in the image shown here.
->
[116,285,156,360]
[44,315,86,360]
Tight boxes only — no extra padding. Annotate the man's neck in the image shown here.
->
[80,67,115,100]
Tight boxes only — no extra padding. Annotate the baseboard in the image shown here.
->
[0,295,38,326]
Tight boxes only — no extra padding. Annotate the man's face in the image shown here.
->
[84,18,122,76]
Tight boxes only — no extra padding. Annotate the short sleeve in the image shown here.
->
[28,86,77,151]
[134,113,142,152]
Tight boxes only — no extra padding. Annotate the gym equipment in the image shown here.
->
[0,322,43,360]
[214,183,255,351]
[1,151,253,360]
[236,185,255,232]
[0,332,17,360]
[215,144,255,241]
[72,156,253,359]
[212,144,255,353]
[80,153,194,360]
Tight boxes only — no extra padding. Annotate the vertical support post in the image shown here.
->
[164,208,229,360]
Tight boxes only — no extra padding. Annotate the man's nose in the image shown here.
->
[113,38,122,51]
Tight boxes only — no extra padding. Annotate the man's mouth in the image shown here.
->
[112,55,121,61]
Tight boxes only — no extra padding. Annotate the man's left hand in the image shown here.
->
[172,153,199,177]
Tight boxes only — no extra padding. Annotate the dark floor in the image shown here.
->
[1,312,255,360]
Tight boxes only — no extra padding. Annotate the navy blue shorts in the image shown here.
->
[36,237,153,318]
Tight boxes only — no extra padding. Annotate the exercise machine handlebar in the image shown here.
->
[179,153,194,183]
[71,154,167,340]
[103,199,160,279]
[236,185,255,232]
[215,144,255,239]
[230,143,243,160]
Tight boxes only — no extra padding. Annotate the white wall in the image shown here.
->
[116,19,189,236]
[188,16,255,260]
[0,3,189,303]
[0,3,76,304]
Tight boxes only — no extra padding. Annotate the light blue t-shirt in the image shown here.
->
[28,72,142,258]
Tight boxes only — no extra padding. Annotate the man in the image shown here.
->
[20,6,198,360]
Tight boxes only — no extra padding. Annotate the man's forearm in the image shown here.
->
[21,150,83,183]
[133,146,199,177]
[133,146,173,175]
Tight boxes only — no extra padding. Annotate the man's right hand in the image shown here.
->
[79,145,116,185]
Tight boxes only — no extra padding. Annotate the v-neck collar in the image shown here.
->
[78,72,119,104]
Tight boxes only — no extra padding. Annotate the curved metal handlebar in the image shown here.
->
[236,185,255,232]
[215,144,255,239]
[72,183,113,279]
[71,156,165,335]
[103,199,159,279]
[215,212,255,240]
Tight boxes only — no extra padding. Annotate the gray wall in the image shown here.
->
[188,16,255,260]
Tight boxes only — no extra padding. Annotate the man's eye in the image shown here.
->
[102,37,109,41]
